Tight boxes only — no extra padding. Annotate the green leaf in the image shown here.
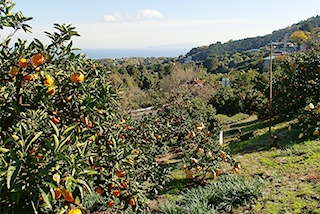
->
[58,206,67,214]
[53,134,59,152]
[65,176,75,190]
[76,179,92,195]
[62,124,77,136]
[39,187,52,210]
[85,153,99,158]
[39,161,56,176]
[79,170,98,175]
[54,153,71,165]
[31,199,39,214]
[25,131,43,152]
[57,134,72,152]
[59,145,69,153]
[44,181,59,191]
[0,148,10,153]
[49,120,59,137]
[6,160,21,189]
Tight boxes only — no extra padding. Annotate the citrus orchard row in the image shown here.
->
[0,2,238,213]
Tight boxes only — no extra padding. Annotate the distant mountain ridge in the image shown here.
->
[187,15,320,61]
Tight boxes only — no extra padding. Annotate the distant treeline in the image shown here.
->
[188,15,320,61]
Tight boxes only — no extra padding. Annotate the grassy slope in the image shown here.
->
[156,115,320,213]
[226,116,320,213]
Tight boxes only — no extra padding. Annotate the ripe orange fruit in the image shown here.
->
[122,182,127,188]
[113,190,120,197]
[108,200,115,207]
[220,151,226,157]
[156,135,161,139]
[211,171,217,179]
[116,170,126,178]
[232,168,240,174]
[235,163,241,170]
[33,73,39,80]
[96,187,105,194]
[23,74,33,81]
[80,116,86,123]
[32,54,45,66]
[43,76,54,85]
[10,66,19,76]
[67,209,82,214]
[135,150,139,155]
[128,159,134,165]
[52,117,60,124]
[55,188,62,199]
[191,158,198,164]
[215,169,221,176]
[48,87,56,95]
[65,96,72,102]
[18,58,28,68]
[129,197,136,206]
[86,121,93,128]
[64,189,76,203]
[110,183,116,189]
[70,72,84,82]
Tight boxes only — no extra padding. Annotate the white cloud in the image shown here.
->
[103,12,140,22]
[103,9,164,22]
[138,9,164,19]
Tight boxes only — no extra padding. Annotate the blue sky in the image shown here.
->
[2,0,320,49]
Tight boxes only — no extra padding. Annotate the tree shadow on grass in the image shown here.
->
[229,125,301,155]
[229,118,260,129]
[231,115,293,130]
[148,173,213,200]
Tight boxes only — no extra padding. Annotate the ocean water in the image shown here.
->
[75,49,190,59]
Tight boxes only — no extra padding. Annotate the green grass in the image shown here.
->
[231,125,320,213]
[214,113,250,124]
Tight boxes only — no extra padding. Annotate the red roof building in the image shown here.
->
[194,78,204,86]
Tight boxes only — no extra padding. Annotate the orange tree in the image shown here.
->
[254,50,320,121]
[273,51,320,115]
[252,48,320,131]
[0,1,160,213]
[143,93,239,181]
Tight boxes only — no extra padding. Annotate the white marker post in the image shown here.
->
[219,131,223,146]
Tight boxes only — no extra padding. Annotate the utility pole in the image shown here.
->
[269,42,273,144]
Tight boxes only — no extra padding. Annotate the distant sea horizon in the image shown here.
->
[75,48,191,60]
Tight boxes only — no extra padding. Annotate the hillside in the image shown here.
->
[187,15,320,61]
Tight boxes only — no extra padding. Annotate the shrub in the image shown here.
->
[157,175,264,213]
